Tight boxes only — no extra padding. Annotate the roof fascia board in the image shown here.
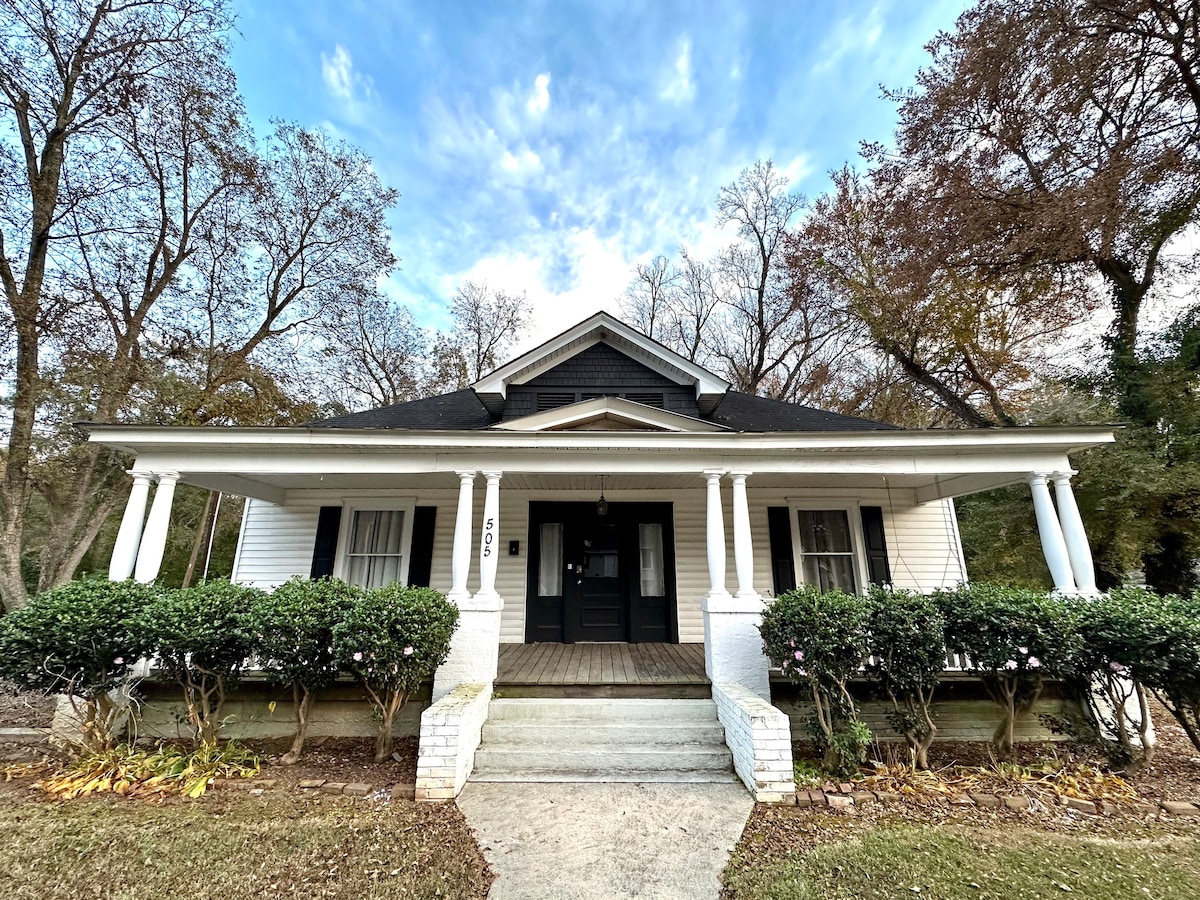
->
[85,423,1117,456]
[493,396,727,433]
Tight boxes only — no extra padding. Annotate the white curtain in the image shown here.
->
[639,523,665,596]
[539,523,563,596]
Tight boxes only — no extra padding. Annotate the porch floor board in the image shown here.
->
[497,643,709,686]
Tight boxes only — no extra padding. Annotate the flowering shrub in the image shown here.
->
[253,577,362,764]
[140,580,264,745]
[864,586,947,769]
[0,578,159,751]
[937,583,1081,755]
[331,584,458,762]
[760,585,870,775]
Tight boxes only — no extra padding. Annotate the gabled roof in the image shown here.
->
[309,389,496,430]
[493,396,729,433]
[708,391,899,432]
[470,311,731,415]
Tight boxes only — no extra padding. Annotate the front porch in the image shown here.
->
[496,642,709,692]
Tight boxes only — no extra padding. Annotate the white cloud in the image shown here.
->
[500,148,542,174]
[321,45,354,99]
[527,72,551,115]
[660,37,695,104]
[811,3,888,75]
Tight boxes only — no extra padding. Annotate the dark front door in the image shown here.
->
[569,518,624,641]
[526,501,676,644]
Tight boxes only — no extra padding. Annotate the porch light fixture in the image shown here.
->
[597,475,608,517]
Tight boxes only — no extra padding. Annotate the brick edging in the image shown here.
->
[783,788,1200,817]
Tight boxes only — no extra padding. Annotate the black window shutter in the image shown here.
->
[310,506,343,579]
[860,505,892,586]
[767,506,796,596]
[407,506,438,587]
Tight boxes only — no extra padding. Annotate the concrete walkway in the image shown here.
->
[456,782,754,900]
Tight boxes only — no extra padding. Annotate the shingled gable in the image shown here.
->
[307,311,899,432]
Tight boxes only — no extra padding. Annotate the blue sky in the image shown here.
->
[230,0,970,350]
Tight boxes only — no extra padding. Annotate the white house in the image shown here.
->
[86,312,1114,801]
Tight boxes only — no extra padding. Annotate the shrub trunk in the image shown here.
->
[279,684,316,766]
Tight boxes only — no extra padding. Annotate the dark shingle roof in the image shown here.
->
[307,387,899,432]
[704,391,899,432]
[308,390,498,430]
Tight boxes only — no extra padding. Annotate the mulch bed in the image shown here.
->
[239,735,420,790]
[0,683,55,729]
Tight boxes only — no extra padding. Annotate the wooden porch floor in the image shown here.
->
[496,643,709,686]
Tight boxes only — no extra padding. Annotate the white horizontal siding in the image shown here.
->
[230,484,966,641]
[231,498,321,589]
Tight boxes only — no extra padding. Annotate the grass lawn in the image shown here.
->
[0,785,489,899]
[723,808,1200,900]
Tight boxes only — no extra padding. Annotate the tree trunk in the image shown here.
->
[280,684,314,766]
[182,491,217,588]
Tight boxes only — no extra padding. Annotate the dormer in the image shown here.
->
[471,311,731,418]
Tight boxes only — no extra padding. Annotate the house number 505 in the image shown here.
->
[482,518,495,557]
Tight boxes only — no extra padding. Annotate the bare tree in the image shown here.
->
[622,255,677,344]
[325,295,429,410]
[445,281,528,384]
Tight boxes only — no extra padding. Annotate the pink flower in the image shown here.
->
[1003,660,1018,670]
[788,639,796,648]
[403,646,414,656]
[794,650,804,661]
[1027,657,1041,668]
[353,652,363,662]
[1110,661,1126,673]
[113,657,124,665]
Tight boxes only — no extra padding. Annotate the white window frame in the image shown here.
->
[787,499,870,595]
[334,500,417,588]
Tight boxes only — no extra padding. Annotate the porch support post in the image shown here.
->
[730,470,758,600]
[701,469,770,701]
[448,471,476,603]
[134,473,179,584]
[433,470,503,702]
[1052,471,1098,594]
[1029,474,1076,593]
[109,470,153,581]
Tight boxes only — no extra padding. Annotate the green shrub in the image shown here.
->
[253,577,362,764]
[938,583,1081,755]
[1138,590,1200,755]
[761,585,871,775]
[1069,587,1169,769]
[140,580,264,745]
[0,578,159,751]
[331,584,458,762]
[864,586,946,769]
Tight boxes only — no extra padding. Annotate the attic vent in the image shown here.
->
[625,392,664,408]
[536,392,576,412]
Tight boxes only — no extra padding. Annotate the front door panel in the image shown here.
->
[569,521,625,641]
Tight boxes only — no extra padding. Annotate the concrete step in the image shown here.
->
[471,697,735,783]
[486,697,719,723]
[472,747,735,777]
[481,721,727,746]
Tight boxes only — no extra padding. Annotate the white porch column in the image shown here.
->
[704,470,729,598]
[433,470,504,702]
[477,471,502,600]
[1029,474,1076,593]
[701,469,770,700]
[134,473,178,583]
[447,471,476,603]
[108,470,153,581]
[1052,471,1098,594]
[730,470,758,600]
